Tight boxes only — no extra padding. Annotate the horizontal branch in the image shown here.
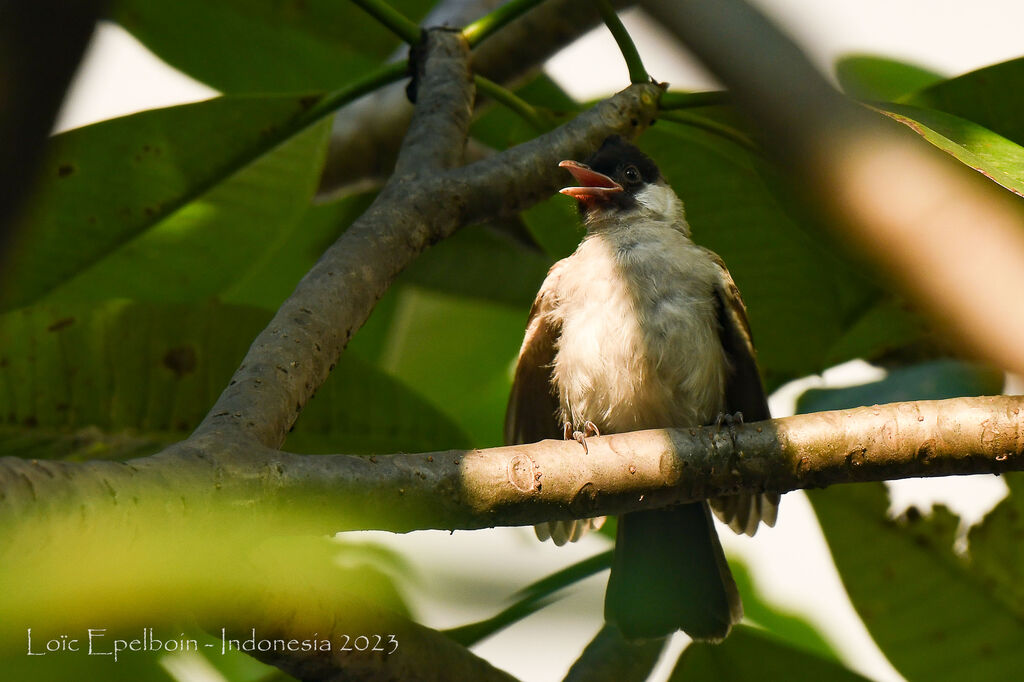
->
[3,396,1021,534]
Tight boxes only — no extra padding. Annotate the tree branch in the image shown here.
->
[189,80,660,450]
[318,0,635,197]
[5,396,1022,534]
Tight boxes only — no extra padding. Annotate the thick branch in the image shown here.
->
[5,396,1023,534]
[394,30,473,174]
[189,82,660,450]
[319,0,634,196]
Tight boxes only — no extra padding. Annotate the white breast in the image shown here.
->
[547,223,727,432]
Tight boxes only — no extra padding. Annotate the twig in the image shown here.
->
[474,74,549,130]
[463,0,548,47]
[349,0,422,44]
[593,0,648,83]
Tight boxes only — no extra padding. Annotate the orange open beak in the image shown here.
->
[558,160,623,202]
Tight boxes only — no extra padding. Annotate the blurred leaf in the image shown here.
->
[445,550,613,646]
[797,359,1003,414]
[4,96,331,311]
[0,301,268,455]
[471,73,578,151]
[285,351,471,454]
[966,474,1024,616]
[823,296,929,367]
[637,121,884,390]
[905,57,1024,147]
[520,193,584,261]
[111,0,434,92]
[729,561,838,661]
[835,54,943,102]
[880,103,1024,197]
[809,484,1024,680]
[401,223,551,307]
[0,301,469,459]
[222,192,376,310]
[670,625,868,681]
[377,287,526,447]
[0,634,172,682]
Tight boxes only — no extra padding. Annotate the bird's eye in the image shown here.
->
[622,165,641,183]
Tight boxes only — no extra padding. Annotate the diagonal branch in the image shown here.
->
[189,79,660,450]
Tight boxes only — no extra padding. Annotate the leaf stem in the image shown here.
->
[474,75,548,131]
[593,0,648,83]
[303,60,409,124]
[462,0,547,48]
[349,0,422,44]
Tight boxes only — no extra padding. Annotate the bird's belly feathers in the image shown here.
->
[551,229,727,432]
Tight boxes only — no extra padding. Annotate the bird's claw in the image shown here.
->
[714,411,744,433]
[565,420,600,454]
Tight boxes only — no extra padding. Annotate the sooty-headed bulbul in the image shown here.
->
[505,136,780,641]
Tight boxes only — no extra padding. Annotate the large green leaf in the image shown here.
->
[400,223,551,307]
[809,484,1024,681]
[375,287,526,447]
[221,192,377,310]
[834,54,944,102]
[905,57,1024,147]
[880,103,1024,197]
[670,625,868,681]
[3,95,331,311]
[111,0,434,93]
[966,473,1024,616]
[636,122,884,389]
[0,301,468,460]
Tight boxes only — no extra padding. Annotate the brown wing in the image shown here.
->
[504,266,563,446]
[702,248,780,536]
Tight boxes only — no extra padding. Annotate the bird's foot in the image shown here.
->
[564,420,600,454]
[714,411,744,433]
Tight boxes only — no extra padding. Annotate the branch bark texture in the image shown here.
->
[319,0,634,197]
[4,396,1022,534]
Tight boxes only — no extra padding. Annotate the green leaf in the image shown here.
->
[444,550,613,647]
[111,0,434,92]
[400,223,551,307]
[823,296,929,367]
[880,103,1024,198]
[834,54,943,102]
[285,351,471,454]
[966,474,1024,617]
[4,95,331,311]
[376,287,527,447]
[471,73,579,151]
[809,484,1024,680]
[797,359,1004,414]
[729,561,838,661]
[0,301,469,460]
[905,57,1024,147]
[670,625,869,681]
[636,121,883,389]
[221,192,377,310]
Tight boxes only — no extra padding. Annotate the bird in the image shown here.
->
[504,135,779,641]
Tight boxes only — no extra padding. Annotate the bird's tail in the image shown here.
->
[604,503,741,641]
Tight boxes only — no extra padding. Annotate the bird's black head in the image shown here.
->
[559,136,663,217]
